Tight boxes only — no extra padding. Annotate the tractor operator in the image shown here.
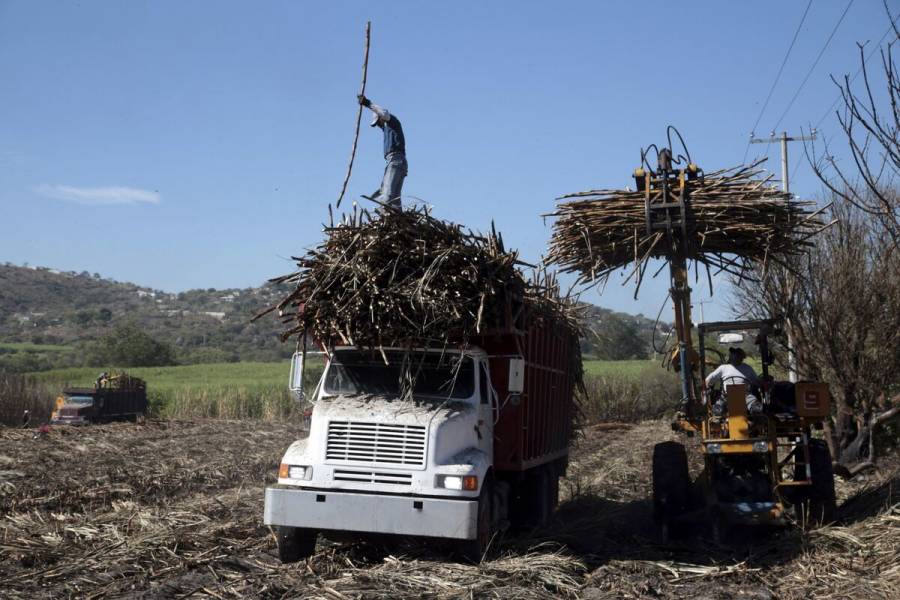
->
[358,95,407,209]
[705,347,762,414]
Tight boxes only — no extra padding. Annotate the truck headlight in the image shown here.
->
[753,441,769,453]
[437,475,478,491]
[278,463,312,481]
[706,443,722,454]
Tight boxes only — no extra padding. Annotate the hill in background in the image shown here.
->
[0,263,670,371]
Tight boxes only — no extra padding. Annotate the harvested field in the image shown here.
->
[1,420,897,599]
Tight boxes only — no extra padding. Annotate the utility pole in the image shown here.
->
[749,130,817,382]
[696,299,711,324]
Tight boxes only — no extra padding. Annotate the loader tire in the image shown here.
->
[794,439,837,527]
[276,526,317,563]
[652,441,691,526]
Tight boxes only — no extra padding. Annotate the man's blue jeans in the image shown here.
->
[376,152,407,208]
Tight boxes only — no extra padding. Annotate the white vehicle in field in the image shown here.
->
[264,321,579,562]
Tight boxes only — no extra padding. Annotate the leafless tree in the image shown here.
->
[806,2,900,242]
[734,198,900,474]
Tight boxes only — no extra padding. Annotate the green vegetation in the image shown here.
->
[0,342,76,373]
[582,359,662,377]
[24,357,675,423]
[1,264,673,373]
[580,368,680,422]
[580,359,680,422]
[0,263,293,371]
[84,323,176,367]
[0,342,72,353]
[35,361,290,390]
[32,360,325,421]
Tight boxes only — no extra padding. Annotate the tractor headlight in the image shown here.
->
[437,475,478,491]
[278,463,312,481]
[706,443,722,454]
[753,441,769,453]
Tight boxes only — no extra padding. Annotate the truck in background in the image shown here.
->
[264,311,580,563]
[51,372,147,425]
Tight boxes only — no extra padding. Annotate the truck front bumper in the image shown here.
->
[50,416,89,425]
[264,486,478,540]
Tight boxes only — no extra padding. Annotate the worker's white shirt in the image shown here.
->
[705,363,759,390]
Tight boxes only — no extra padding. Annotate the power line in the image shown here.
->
[770,0,855,134]
[814,21,898,130]
[789,18,900,183]
[742,0,813,165]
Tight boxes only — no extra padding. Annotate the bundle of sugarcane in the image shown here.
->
[546,160,830,290]
[255,203,579,349]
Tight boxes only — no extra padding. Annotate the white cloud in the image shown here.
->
[33,184,161,206]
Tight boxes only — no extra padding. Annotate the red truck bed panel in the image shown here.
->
[475,319,578,472]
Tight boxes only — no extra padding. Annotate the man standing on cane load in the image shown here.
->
[359,95,407,209]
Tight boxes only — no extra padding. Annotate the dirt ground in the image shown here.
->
[1,419,897,599]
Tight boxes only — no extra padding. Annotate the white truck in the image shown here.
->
[264,320,579,562]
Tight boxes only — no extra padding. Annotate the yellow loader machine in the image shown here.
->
[636,148,837,540]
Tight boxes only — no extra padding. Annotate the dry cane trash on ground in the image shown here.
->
[1,419,898,599]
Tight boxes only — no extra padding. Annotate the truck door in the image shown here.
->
[477,360,497,458]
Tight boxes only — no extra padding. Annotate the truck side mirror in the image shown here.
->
[289,351,306,396]
[508,357,525,394]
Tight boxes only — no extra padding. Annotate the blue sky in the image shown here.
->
[0,1,893,321]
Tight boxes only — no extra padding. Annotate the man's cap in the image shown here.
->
[728,347,746,358]
[370,114,380,127]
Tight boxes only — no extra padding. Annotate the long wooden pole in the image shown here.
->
[335,21,371,209]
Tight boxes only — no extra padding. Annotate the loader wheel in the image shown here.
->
[652,441,691,531]
[458,479,494,563]
[276,525,318,563]
[794,439,837,527]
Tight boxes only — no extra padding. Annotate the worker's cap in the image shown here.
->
[369,114,381,127]
[728,347,746,359]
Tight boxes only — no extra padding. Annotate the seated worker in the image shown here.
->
[705,347,762,414]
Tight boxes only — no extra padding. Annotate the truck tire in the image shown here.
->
[652,442,691,529]
[522,466,556,528]
[276,526,317,563]
[794,439,837,527]
[458,479,494,563]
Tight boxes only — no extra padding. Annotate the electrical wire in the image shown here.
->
[788,18,899,182]
[742,0,813,165]
[770,0,855,134]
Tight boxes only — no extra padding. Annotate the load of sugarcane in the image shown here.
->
[546,159,830,289]
[256,203,580,349]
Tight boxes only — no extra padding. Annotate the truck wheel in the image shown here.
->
[458,479,494,563]
[276,526,317,563]
[794,439,837,527]
[652,441,691,533]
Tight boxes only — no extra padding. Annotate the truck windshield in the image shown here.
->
[323,351,475,399]
[64,395,94,405]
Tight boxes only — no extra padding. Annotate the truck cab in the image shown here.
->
[50,374,147,425]
[51,390,98,425]
[264,346,502,561]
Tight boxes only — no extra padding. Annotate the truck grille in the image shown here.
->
[333,469,413,486]
[326,421,426,467]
